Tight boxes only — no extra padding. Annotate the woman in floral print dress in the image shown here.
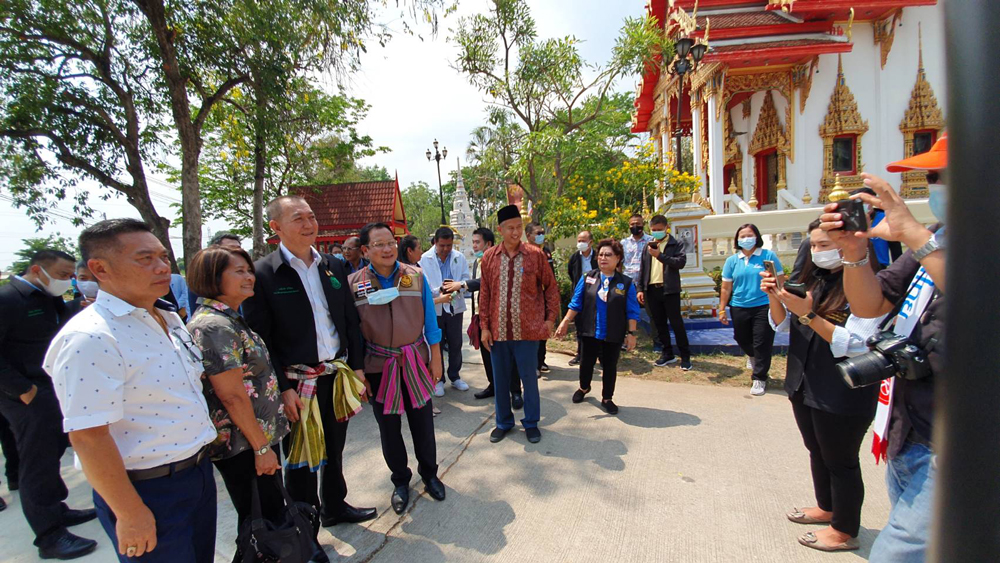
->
[186,245,290,531]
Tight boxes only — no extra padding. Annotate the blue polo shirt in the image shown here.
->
[568,273,641,341]
[367,262,442,345]
[722,248,783,308]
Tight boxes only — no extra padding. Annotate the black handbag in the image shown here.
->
[234,475,328,563]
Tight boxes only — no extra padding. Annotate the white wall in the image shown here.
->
[728,4,947,204]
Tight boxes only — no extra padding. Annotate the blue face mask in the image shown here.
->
[737,237,757,250]
[367,286,399,306]
[534,234,545,244]
[332,253,344,260]
[929,184,948,224]
[651,230,666,240]
[474,250,484,259]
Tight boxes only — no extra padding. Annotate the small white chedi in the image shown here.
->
[449,158,477,262]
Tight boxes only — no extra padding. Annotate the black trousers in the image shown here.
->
[0,410,18,486]
[0,385,70,544]
[437,312,464,382]
[537,339,547,367]
[213,446,284,531]
[790,393,872,537]
[367,371,438,488]
[647,289,691,360]
[282,375,349,516]
[730,304,775,381]
[482,346,521,395]
[579,337,622,400]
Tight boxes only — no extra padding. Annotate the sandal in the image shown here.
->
[798,531,859,552]
[571,388,590,404]
[787,508,832,525]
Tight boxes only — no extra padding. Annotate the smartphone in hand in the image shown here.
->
[762,260,778,280]
[783,280,808,298]
[441,279,455,294]
[834,199,869,232]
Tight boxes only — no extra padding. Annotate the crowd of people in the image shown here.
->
[0,133,948,561]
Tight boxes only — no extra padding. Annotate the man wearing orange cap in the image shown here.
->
[819,134,947,561]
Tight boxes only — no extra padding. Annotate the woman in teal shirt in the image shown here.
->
[719,223,783,396]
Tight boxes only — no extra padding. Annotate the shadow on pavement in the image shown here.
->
[399,487,514,556]
[327,524,448,562]
[579,400,702,429]
[521,428,627,472]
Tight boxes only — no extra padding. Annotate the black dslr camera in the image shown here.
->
[837,331,932,389]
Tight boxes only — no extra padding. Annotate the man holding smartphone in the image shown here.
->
[420,227,472,396]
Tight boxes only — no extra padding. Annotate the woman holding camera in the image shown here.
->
[761,219,880,552]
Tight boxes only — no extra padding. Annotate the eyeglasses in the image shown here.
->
[170,327,204,364]
[926,170,946,184]
[367,241,396,250]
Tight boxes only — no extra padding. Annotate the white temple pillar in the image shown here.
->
[707,95,725,213]
[692,102,704,183]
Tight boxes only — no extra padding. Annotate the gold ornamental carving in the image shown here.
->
[819,56,869,201]
[792,57,819,114]
[723,110,743,194]
[899,24,944,199]
[748,91,789,204]
[873,9,904,70]
[742,98,751,120]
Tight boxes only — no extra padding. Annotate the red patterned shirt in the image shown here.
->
[479,241,560,341]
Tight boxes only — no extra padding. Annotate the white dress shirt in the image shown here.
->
[418,247,471,316]
[279,243,341,361]
[44,292,216,470]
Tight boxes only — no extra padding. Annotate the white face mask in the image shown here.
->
[737,237,757,250]
[576,242,589,252]
[929,183,948,224]
[77,280,99,299]
[39,266,73,297]
[811,248,843,270]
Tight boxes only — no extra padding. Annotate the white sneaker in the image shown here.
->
[746,357,754,370]
[750,380,767,396]
[434,381,445,397]
[451,379,469,391]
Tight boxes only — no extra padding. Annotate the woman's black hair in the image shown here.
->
[397,235,420,265]
[733,223,764,250]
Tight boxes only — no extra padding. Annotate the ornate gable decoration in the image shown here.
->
[820,57,869,139]
[819,56,869,199]
[749,91,787,156]
[899,25,945,198]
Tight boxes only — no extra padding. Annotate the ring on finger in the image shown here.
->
[126,545,138,557]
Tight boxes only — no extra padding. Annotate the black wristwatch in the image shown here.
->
[626,330,636,336]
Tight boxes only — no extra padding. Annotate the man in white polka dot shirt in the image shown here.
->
[45,219,218,562]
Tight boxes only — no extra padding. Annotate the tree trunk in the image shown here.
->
[554,148,564,197]
[527,159,540,221]
[252,130,266,259]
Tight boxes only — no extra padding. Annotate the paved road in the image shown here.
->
[0,346,889,562]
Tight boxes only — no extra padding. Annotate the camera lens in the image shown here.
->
[837,351,896,389]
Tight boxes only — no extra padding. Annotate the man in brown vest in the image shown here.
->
[348,222,446,515]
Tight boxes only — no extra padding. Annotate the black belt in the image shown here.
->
[127,446,209,482]
[648,283,664,288]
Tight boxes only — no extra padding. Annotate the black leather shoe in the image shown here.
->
[568,356,580,366]
[511,394,524,410]
[7,477,17,491]
[423,477,446,501]
[321,504,378,526]
[601,399,619,415]
[572,388,590,404]
[525,427,542,444]
[390,486,409,515]
[490,427,510,443]
[0,496,6,512]
[37,530,97,560]
[474,386,495,400]
[62,508,97,527]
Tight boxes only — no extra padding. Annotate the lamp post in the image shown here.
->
[667,36,708,173]
[426,139,448,226]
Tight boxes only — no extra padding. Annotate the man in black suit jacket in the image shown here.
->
[636,215,692,369]
[242,195,376,527]
[566,230,595,365]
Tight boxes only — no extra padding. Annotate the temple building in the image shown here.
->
[633,0,946,213]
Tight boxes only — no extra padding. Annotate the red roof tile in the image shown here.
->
[292,180,402,234]
[696,12,791,29]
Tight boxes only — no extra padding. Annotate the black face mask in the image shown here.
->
[629,226,644,237]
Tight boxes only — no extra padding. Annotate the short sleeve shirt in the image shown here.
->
[44,292,217,470]
[621,234,654,280]
[187,299,290,460]
[722,248,784,308]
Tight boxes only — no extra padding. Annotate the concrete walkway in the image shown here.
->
[0,346,890,562]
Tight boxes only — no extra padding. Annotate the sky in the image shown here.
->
[0,0,645,268]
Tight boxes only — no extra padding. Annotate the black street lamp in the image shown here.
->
[667,36,708,173]
[426,139,448,226]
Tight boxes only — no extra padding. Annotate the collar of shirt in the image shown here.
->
[367,261,400,288]
[196,297,241,321]
[279,242,320,271]
[738,248,763,263]
[13,275,42,293]
[95,290,176,318]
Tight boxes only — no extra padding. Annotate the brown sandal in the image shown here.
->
[798,531,859,552]
[787,508,832,525]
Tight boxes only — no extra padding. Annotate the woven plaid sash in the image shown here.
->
[365,336,434,415]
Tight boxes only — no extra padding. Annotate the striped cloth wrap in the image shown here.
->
[365,336,434,415]
[284,359,364,472]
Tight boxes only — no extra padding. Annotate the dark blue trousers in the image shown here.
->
[490,340,540,430]
[94,457,217,562]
